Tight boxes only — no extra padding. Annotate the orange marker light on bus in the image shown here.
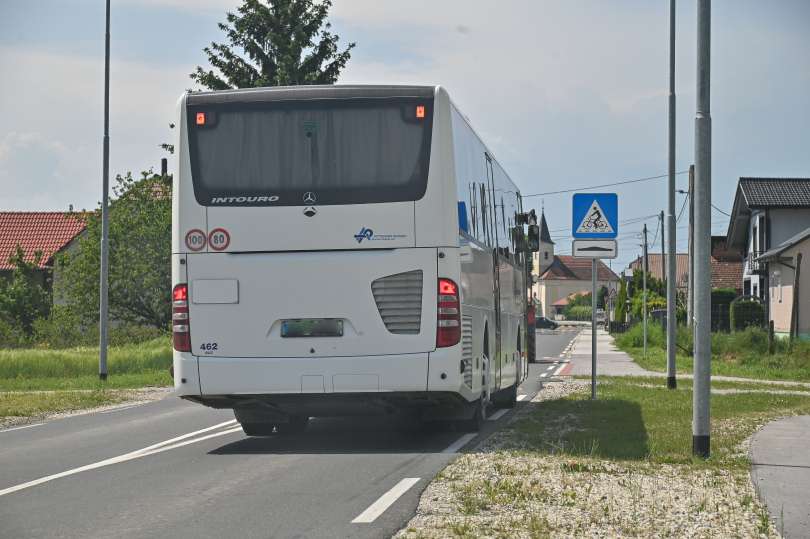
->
[416,105,425,119]
[196,112,206,125]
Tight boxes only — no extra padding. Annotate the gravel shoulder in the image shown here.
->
[396,380,781,538]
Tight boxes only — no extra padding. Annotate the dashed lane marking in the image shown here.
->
[516,394,528,402]
[540,372,549,378]
[487,409,509,421]
[443,433,477,454]
[351,478,421,524]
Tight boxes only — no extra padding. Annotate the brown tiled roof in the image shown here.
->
[0,212,86,270]
[628,254,690,288]
[552,290,589,306]
[710,258,743,291]
[540,255,619,282]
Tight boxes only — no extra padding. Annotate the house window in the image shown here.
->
[544,251,549,260]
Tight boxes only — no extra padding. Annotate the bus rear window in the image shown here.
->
[187,98,433,206]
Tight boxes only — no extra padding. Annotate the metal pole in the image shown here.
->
[666,0,677,390]
[591,258,597,400]
[643,224,648,360]
[99,0,111,381]
[687,165,695,328]
[660,210,666,291]
[693,0,712,459]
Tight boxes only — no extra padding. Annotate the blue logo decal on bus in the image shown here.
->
[354,227,374,243]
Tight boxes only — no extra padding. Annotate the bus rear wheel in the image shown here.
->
[240,422,276,436]
[455,395,486,432]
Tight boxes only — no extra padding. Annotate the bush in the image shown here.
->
[730,299,765,331]
[631,292,666,320]
[32,305,167,349]
[0,317,26,348]
[565,306,592,321]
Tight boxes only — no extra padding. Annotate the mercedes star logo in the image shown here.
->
[303,192,317,204]
[303,206,317,217]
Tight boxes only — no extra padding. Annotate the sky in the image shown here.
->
[1,0,808,270]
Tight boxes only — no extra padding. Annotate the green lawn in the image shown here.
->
[0,338,172,391]
[614,324,810,382]
[512,377,810,468]
[0,338,172,421]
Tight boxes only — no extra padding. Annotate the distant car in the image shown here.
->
[535,317,559,330]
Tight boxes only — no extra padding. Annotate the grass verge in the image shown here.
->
[0,391,129,422]
[397,378,809,538]
[0,338,172,423]
[615,324,810,382]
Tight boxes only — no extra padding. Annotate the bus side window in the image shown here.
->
[480,182,490,247]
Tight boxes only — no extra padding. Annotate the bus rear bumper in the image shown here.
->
[185,351,431,397]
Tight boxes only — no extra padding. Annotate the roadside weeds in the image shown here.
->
[395,378,808,538]
[0,387,170,430]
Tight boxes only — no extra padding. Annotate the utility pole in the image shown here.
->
[643,224,648,360]
[660,210,666,289]
[687,165,695,328]
[693,0,712,459]
[99,0,111,382]
[666,0,677,390]
[591,258,597,400]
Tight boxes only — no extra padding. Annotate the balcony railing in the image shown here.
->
[748,250,767,274]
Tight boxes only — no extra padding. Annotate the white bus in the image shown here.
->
[171,85,538,435]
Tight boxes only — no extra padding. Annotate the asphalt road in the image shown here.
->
[0,329,578,539]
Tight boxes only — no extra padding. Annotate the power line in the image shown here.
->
[711,203,731,216]
[523,170,689,198]
[676,193,689,223]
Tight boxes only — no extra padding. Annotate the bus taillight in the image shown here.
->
[172,283,191,352]
[437,278,460,348]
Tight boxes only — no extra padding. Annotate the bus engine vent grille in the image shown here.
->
[461,316,473,387]
[371,270,423,335]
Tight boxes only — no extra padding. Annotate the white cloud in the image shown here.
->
[0,46,192,210]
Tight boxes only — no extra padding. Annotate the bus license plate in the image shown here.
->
[281,319,344,338]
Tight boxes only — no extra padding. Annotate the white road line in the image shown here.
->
[554,363,568,376]
[0,423,44,433]
[487,409,509,421]
[0,420,239,498]
[100,402,148,414]
[540,373,548,378]
[351,478,421,524]
[546,365,555,370]
[516,394,528,401]
[443,433,477,454]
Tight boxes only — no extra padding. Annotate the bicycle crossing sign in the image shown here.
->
[572,193,618,239]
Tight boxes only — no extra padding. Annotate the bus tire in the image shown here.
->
[240,422,276,436]
[495,382,517,409]
[275,415,309,434]
[455,395,486,432]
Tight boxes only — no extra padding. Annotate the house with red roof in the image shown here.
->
[0,212,87,289]
[531,211,620,318]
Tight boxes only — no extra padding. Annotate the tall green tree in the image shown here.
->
[57,172,172,330]
[191,0,355,90]
[615,278,628,323]
[0,246,52,336]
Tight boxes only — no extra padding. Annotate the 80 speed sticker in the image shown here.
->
[184,229,206,251]
[208,228,230,251]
